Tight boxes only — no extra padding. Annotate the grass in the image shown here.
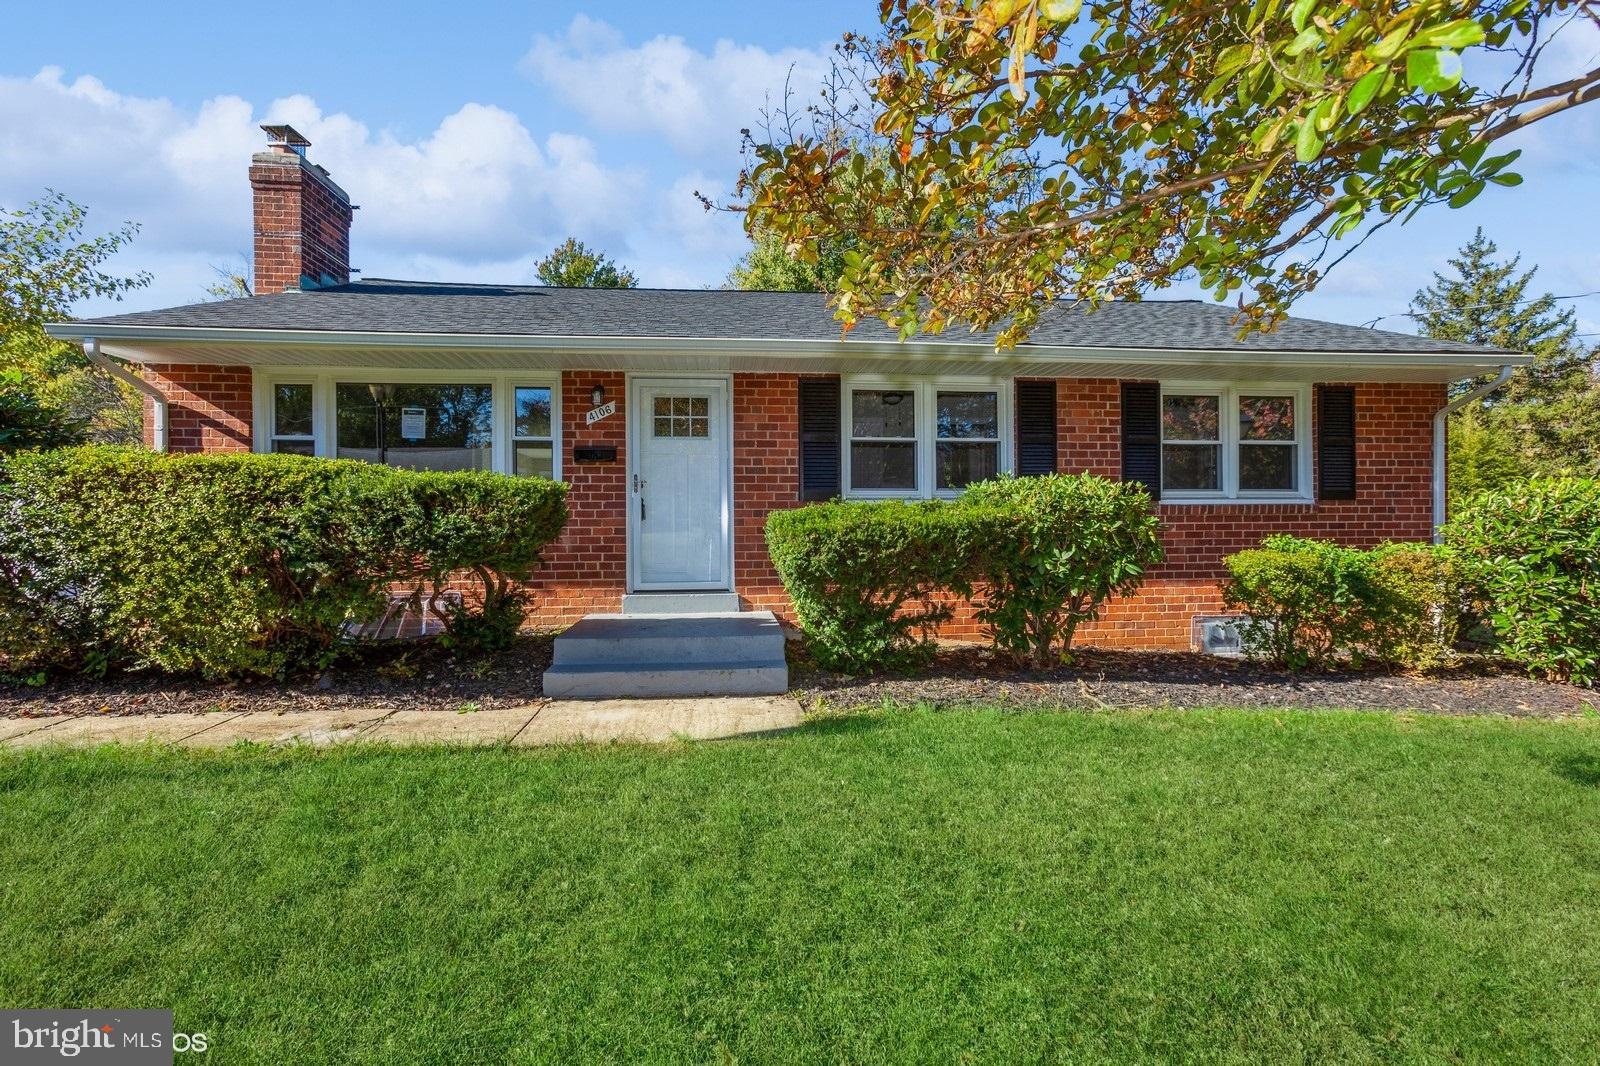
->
[3,706,1600,1063]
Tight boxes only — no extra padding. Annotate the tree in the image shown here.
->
[1,192,150,442]
[1411,230,1600,502]
[0,370,88,452]
[534,239,638,288]
[740,0,1600,346]
[204,256,253,301]
[727,232,850,292]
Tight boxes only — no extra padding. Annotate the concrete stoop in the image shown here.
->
[542,611,788,698]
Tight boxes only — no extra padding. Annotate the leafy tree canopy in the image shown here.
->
[740,0,1600,346]
[0,369,87,452]
[1,192,149,442]
[535,238,638,288]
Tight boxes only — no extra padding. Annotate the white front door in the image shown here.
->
[629,377,732,590]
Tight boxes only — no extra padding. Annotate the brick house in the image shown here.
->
[47,126,1522,654]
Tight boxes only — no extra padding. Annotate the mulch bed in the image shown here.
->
[790,645,1599,718]
[0,635,554,718]
[5,635,1594,720]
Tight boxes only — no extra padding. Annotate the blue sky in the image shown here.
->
[5,1,1598,337]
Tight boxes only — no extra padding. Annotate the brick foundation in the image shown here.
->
[140,366,1444,649]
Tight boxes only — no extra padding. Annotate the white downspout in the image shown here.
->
[82,338,168,453]
[1432,364,1514,542]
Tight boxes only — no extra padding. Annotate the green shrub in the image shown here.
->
[1223,535,1463,671]
[0,448,567,679]
[1368,543,1462,672]
[1222,536,1379,670]
[372,470,569,654]
[1443,477,1600,683]
[765,500,980,671]
[959,474,1163,665]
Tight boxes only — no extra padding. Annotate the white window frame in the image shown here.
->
[1159,381,1313,503]
[251,369,562,480]
[510,382,559,479]
[266,379,317,455]
[841,376,1012,499]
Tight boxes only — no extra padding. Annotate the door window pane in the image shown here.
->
[851,442,917,490]
[852,390,915,438]
[335,383,493,471]
[651,395,709,438]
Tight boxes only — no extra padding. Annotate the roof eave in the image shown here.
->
[43,321,1526,369]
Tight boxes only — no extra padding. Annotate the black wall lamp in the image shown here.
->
[590,384,606,407]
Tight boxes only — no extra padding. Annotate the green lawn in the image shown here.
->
[3,707,1600,1063]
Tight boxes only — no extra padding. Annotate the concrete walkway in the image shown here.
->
[0,696,803,750]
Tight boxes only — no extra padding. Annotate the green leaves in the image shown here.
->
[738,0,1582,346]
[1407,48,1463,94]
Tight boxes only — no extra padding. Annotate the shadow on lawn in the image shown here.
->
[1548,752,1600,788]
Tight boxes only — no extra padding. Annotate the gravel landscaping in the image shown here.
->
[791,645,1599,717]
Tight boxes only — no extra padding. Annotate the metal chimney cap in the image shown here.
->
[260,124,311,154]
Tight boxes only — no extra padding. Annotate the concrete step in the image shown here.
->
[622,592,742,615]
[551,612,784,666]
[543,611,789,698]
[541,660,788,698]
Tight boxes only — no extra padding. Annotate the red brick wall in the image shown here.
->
[525,371,628,621]
[250,151,353,295]
[140,363,252,452]
[143,367,1444,648]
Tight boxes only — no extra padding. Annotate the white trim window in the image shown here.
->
[843,377,1010,498]
[269,382,316,455]
[252,370,561,479]
[512,384,556,479]
[1160,383,1311,501]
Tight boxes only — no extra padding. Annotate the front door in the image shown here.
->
[630,377,731,590]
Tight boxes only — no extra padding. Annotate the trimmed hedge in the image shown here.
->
[766,475,1163,671]
[1221,535,1460,671]
[0,447,566,679]
[1443,477,1600,683]
[962,475,1164,665]
[766,500,981,671]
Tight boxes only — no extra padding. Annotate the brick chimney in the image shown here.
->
[250,125,354,294]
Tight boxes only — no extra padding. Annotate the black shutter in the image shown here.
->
[1015,379,1058,476]
[1318,385,1357,500]
[1120,381,1161,499]
[798,376,841,502]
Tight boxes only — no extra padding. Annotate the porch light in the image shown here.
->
[591,384,606,406]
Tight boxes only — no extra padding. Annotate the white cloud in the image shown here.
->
[0,67,646,310]
[520,15,831,161]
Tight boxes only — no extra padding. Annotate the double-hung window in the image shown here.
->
[1160,384,1309,500]
[843,378,1009,497]
[512,385,555,478]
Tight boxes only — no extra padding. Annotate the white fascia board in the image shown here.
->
[44,321,1529,371]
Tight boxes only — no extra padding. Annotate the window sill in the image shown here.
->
[1158,495,1316,506]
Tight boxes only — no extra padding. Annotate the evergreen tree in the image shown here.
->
[1410,230,1600,503]
[534,239,637,289]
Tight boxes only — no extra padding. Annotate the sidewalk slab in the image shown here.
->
[6,712,246,748]
[513,696,802,745]
[362,707,538,745]
[178,708,393,748]
[0,717,72,743]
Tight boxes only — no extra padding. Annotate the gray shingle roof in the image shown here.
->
[71,278,1507,355]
